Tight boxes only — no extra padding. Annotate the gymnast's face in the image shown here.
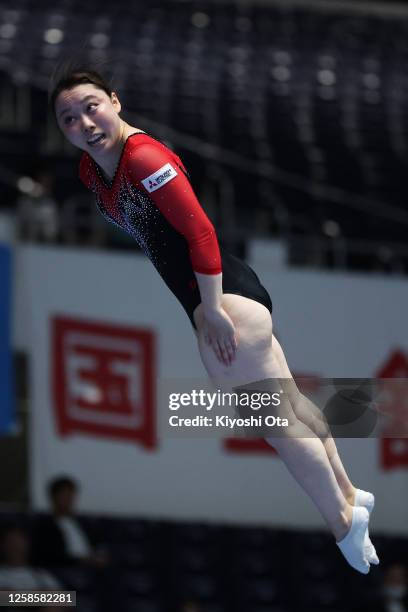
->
[55,83,123,157]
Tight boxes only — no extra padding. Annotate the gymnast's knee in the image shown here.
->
[263,421,305,449]
[232,384,300,446]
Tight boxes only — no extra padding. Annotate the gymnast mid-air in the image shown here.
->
[50,62,379,573]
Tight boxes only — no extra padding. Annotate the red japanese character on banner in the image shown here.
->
[376,350,408,470]
[52,316,156,448]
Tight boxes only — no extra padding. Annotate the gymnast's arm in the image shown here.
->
[126,142,224,313]
[127,142,237,363]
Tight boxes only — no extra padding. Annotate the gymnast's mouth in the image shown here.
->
[87,133,105,146]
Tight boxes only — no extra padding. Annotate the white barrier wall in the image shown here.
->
[14,244,408,533]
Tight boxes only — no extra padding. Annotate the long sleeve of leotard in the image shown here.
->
[126,142,222,275]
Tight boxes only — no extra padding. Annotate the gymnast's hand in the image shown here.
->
[202,307,237,366]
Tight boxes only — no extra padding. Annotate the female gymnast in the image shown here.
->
[50,64,379,574]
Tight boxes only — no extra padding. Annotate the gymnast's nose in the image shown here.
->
[81,115,95,133]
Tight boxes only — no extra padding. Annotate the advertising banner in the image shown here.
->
[22,245,408,533]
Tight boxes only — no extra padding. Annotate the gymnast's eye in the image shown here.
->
[87,103,98,112]
[63,115,75,126]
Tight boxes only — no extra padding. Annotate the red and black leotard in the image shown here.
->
[79,131,272,329]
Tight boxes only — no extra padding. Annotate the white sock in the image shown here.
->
[354,489,379,564]
[355,489,375,514]
[336,506,370,574]
[364,531,379,565]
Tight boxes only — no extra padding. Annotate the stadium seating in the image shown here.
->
[0,1,407,271]
[0,511,405,612]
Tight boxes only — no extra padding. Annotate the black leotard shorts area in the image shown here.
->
[185,249,273,330]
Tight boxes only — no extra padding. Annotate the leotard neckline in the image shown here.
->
[92,131,147,189]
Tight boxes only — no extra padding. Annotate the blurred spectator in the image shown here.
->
[0,524,61,589]
[16,169,59,243]
[356,563,408,612]
[0,524,61,612]
[60,192,107,246]
[31,476,109,569]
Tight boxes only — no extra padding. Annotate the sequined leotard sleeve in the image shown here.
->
[125,141,222,275]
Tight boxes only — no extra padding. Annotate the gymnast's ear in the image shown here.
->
[110,91,121,114]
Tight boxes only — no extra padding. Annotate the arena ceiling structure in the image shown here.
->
[0,0,408,272]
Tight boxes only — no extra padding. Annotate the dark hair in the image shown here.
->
[48,57,113,115]
[47,475,78,499]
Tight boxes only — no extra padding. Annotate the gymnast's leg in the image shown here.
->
[271,334,378,564]
[271,335,357,504]
[193,294,370,573]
